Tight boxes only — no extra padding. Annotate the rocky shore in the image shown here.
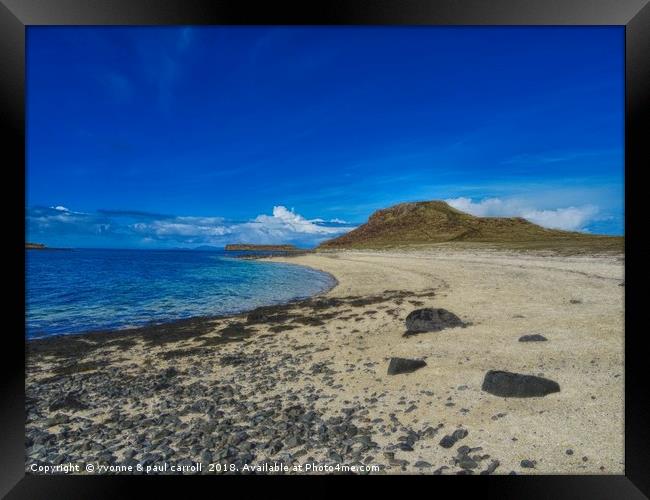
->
[25,248,624,475]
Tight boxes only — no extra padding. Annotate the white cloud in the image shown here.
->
[251,206,345,236]
[133,220,231,238]
[225,206,352,245]
[517,206,599,232]
[28,204,355,247]
[446,196,600,232]
[307,217,347,224]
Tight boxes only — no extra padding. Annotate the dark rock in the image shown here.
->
[45,414,70,427]
[285,436,303,449]
[520,459,536,468]
[439,428,469,449]
[458,455,479,470]
[415,461,432,468]
[518,334,548,342]
[421,424,443,438]
[49,393,88,412]
[480,460,500,475]
[439,435,455,448]
[481,370,560,398]
[566,449,573,455]
[387,358,426,375]
[454,443,479,470]
[452,429,468,441]
[153,380,171,391]
[404,308,465,334]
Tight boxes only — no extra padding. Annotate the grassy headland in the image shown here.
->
[318,201,623,254]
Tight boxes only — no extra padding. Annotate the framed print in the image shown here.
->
[1,0,648,497]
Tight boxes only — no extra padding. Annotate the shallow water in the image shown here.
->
[26,249,334,338]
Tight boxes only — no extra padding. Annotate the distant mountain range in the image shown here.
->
[318,201,623,251]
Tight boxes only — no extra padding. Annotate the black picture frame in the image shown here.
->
[2,0,648,497]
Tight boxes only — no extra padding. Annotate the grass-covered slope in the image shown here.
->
[318,201,623,252]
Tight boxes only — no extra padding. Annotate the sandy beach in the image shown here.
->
[26,247,624,475]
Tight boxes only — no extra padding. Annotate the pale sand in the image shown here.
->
[27,247,624,474]
[267,248,625,473]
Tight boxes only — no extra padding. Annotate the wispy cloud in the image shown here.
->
[446,196,601,232]
[501,149,616,165]
[26,205,355,248]
[96,209,174,219]
[310,217,349,224]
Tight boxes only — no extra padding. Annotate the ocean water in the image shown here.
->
[26,249,335,339]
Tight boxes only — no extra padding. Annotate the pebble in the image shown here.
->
[23,290,530,475]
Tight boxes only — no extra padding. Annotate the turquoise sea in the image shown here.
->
[26,249,334,339]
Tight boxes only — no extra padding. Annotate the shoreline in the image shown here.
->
[26,247,624,474]
[27,259,339,344]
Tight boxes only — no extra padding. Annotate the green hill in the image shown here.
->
[318,201,623,252]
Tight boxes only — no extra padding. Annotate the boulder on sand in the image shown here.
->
[404,308,465,334]
[481,370,560,397]
[387,357,427,375]
[518,334,548,342]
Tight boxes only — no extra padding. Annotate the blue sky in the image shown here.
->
[26,26,624,248]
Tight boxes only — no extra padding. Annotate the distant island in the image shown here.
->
[318,200,623,252]
[26,242,47,250]
[225,244,302,252]
[25,242,71,251]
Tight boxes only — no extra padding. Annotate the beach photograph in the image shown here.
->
[25,26,624,475]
